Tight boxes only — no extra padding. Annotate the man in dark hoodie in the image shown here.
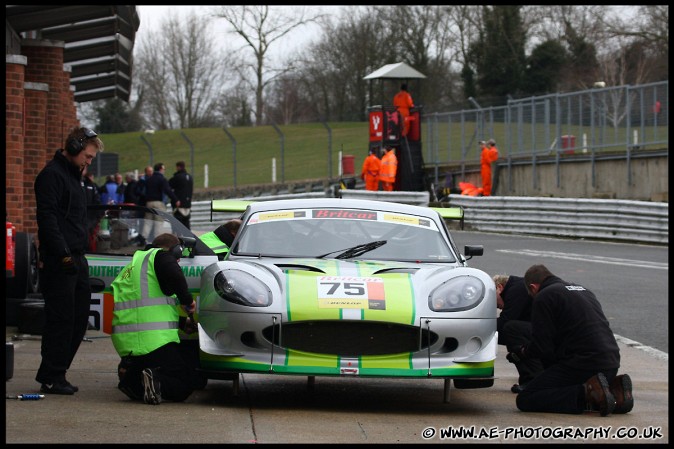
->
[508,264,632,417]
[34,127,104,395]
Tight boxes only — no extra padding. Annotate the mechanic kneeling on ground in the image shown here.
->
[492,273,543,394]
[507,264,633,417]
[111,233,201,405]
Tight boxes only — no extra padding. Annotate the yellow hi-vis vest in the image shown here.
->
[200,231,229,256]
[111,248,180,357]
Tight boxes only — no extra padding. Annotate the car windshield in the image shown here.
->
[233,208,456,262]
[85,205,194,256]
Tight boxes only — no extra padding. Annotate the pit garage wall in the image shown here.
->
[6,39,80,235]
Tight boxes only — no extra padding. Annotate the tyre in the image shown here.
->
[6,342,14,381]
[6,232,40,299]
[17,301,45,335]
[6,297,31,326]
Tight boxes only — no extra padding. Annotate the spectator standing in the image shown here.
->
[393,83,414,137]
[123,172,139,205]
[82,166,102,251]
[380,146,398,191]
[141,163,180,242]
[135,165,153,206]
[493,274,544,393]
[360,149,381,191]
[114,172,126,203]
[168,161,193,229]
[100,174,123,205]
[34,126,104,394]
[480,139,499,196]
[508,264,632,416]
[112,233,199,405]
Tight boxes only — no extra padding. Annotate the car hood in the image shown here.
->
[202,257,495,323]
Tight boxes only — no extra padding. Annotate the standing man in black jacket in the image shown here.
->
[123,172,139,205]
[141,162,180,242]
[493,274,543,394]
[34,127,104,395]
[169,161,193,229]
[508,264,632,416]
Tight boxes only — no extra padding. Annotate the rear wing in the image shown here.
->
[210,199,252,221]
[430,205,464,230]
[211,198,464,229]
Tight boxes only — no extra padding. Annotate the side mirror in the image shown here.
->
[464,245,483,261]
[179,236,197,258]
[180,236,197,249]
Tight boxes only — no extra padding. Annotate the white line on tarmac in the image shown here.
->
[614,334,668,361]
[496,249,668,270]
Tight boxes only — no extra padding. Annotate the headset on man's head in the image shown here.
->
[65,128,98,156]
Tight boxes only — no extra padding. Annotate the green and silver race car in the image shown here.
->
[198,198,496,390]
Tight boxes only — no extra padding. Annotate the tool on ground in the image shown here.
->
[6,394,45,400]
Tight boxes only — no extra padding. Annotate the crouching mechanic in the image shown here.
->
[507,264,632,417]
[493,273,543,394]
[111,233,200,405]
[200,219,242,260]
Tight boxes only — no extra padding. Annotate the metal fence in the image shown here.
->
[422,81,668,167]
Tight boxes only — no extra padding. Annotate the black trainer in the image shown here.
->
[64,380,79,392]
[142,368,161,405]
[40,380,76,395]
[118,384,142,401]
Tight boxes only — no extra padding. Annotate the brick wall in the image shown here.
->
[5,55,27,230]
[10,39,80,234]
[23,83,49,236]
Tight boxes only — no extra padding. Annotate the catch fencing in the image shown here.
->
[421,81,668,186]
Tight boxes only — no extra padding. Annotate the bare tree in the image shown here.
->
[601,5,668,82]
[211,5,323,125]
[134,11,230,129]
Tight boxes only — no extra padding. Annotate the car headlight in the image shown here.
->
[214,270,272,307]
[428,275,485,312]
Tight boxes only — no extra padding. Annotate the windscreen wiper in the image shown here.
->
[317,240,387,259]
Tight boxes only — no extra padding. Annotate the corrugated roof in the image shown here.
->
[5,5,140,103]
[363,62,427,80]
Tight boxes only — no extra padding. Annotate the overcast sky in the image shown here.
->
[135,5,341,60]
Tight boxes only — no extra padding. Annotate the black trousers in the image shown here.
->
[36,254,91,385]
[516,364,618,414]
[500,320,544,385]
[118,342,196,402]
[173,208,190,230]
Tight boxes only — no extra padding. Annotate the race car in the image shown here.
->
[198,198,496,390]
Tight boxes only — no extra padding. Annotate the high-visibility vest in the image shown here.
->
[380,151,398,184]
[111,248,180,357]
[200,231,229,255]
[361,154,381,179]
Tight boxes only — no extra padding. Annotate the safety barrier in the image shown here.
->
[188,192,668,245]
[439,195,668,245]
